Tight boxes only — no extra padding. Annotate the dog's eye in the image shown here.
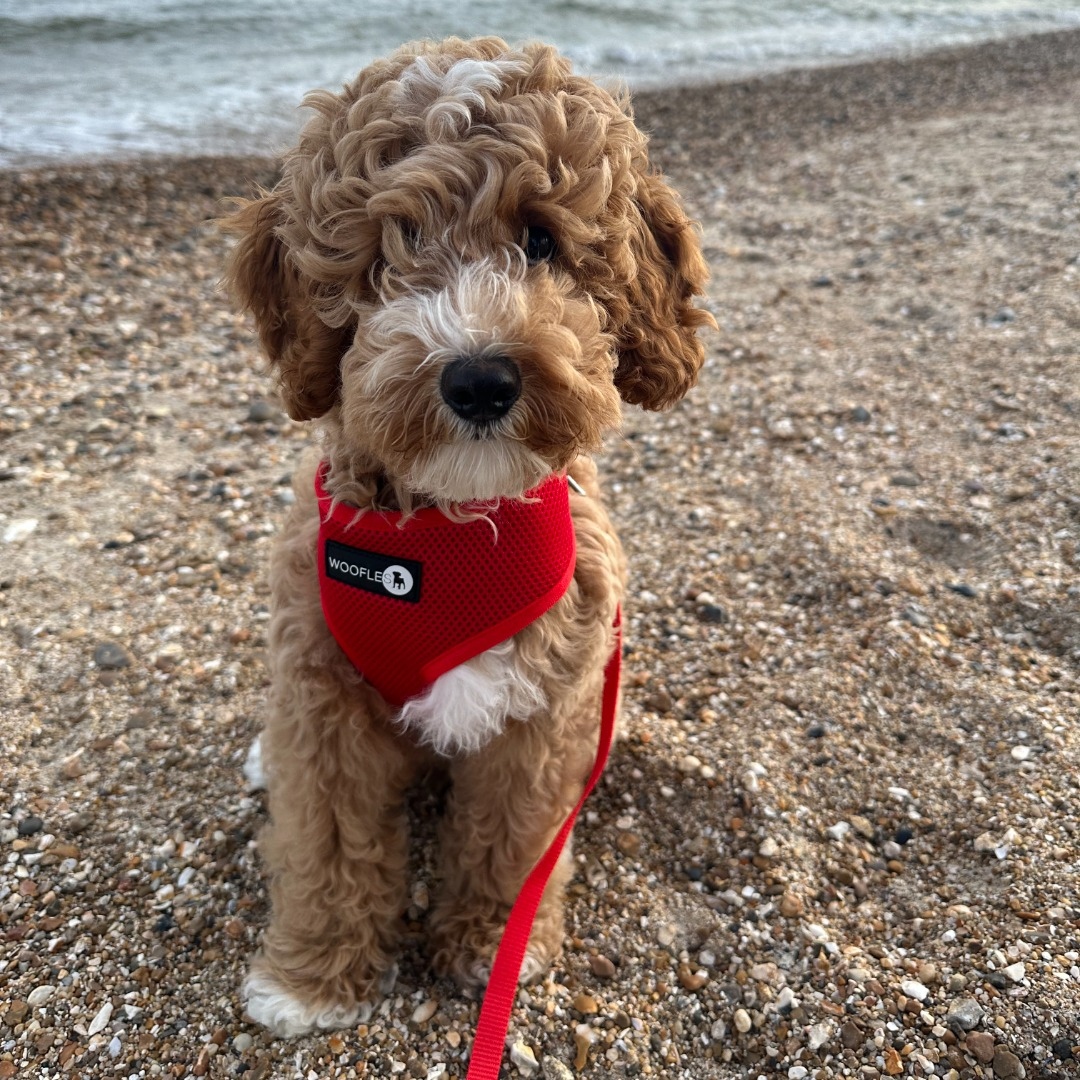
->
[523,226,557,264]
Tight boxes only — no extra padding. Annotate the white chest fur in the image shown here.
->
[396,639,545,756]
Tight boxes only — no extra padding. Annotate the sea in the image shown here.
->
[3,0,1080,166]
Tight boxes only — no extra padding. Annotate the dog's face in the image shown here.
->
[225,37,712,503]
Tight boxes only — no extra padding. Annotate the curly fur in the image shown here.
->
[222,36,712,1037]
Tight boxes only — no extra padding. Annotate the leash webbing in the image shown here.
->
[465,614,622,1080]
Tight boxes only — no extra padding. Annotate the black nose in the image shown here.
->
[440,354,521,424]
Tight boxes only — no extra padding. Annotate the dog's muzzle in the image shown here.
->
[440,354,521,425]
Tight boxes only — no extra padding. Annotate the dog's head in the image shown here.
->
[224,37,713,504]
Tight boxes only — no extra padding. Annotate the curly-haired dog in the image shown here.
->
[224,36,712,1036]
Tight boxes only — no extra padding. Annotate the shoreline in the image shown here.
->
[2,26,1079,179]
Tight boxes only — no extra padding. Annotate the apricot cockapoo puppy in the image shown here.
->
[224,36,712,1037]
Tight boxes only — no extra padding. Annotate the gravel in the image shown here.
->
[2,28,1080,1080]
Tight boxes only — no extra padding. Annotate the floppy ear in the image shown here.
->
[613,170,714,411]
[221,192,350,421]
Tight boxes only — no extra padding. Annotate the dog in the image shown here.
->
[223,36,712,1037]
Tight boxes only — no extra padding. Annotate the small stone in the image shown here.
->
[966,1031,996,1064]
[946,582,978,598]
[645,687,672,712]
[850,406,872,423]
[841,1020,864,1049]
[890,472,921,488]
[3,519,37,543]
[232,1033,254,1052]
[93,641,131,670]
[807,1022,832,1052]
[992,1047,1025,1079]
[677,963,709,991]
[884,1046,903,1075]
[18,816,44,836]
[27,985,55,1007]
[572,993,599,1015]
[678,754,702,774]
[850,815,875,839]
[574,1031,591,1070]
[1010,745,1031,761]
[411,999,438,1024]
[87,1000,113,1036]
[510,1041,539,1074]
[542,1060,574,1080]
[788,1068,809,1080]
[826,821,850,841]
[446,1031,461,1049]
[1002,961,1025,983]
[698,604,728,624]
[246,400,278,423]
[779,892,803,917]
[732,1008,752,1034]
[901,979,929,1002]
[758,836,780,858]
[588,955,616,979]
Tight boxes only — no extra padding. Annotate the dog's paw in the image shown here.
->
[242,966,372,1038]
[242,735,266,792]
[464,944,549,991]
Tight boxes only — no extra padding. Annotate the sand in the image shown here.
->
[1,28,1078,1080]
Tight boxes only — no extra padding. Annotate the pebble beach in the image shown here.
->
[2,29,1079,1080]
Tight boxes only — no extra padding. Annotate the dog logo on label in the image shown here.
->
[382,565,413,597]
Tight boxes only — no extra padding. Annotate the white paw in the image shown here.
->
[242,966,372,1038]
[243,735,266,792]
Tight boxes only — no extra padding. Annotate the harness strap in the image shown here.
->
[466,612,622,1079]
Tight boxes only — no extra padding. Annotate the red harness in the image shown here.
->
[315,466,576,707]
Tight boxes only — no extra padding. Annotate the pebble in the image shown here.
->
[246,400,278,423]
[232,1033,254,1052]
[17,816,44,836]
[946,993,989,1036]
[1002,961,1025,983]
[966,1031,996,1063]
[993,1047,1026,1079]
[900,979,929,1002]
[758,836,780,858]
[2,518,37,543]
[411,999,438,1024]
[733,1008,752,1033]
[572,993,599,1015]
[27,985,56,1007]
[93,641,132,670]
[573,1030,592,1070]
[509,1041,539,1074]
[542,1061,574,1080]
[588,954,616,979]
[841,1020,864,1049]
[87,1001,113,1036]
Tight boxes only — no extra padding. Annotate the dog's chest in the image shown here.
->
[315,467,574,710]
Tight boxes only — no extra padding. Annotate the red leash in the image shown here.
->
[465,615,622,1079]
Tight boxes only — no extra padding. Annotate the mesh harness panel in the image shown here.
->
[315,466,577,707]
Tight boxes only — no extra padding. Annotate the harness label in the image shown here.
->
[324,539,422,603]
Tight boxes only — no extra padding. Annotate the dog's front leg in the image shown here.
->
[244,670,415,1037]
[430,715,595,988]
